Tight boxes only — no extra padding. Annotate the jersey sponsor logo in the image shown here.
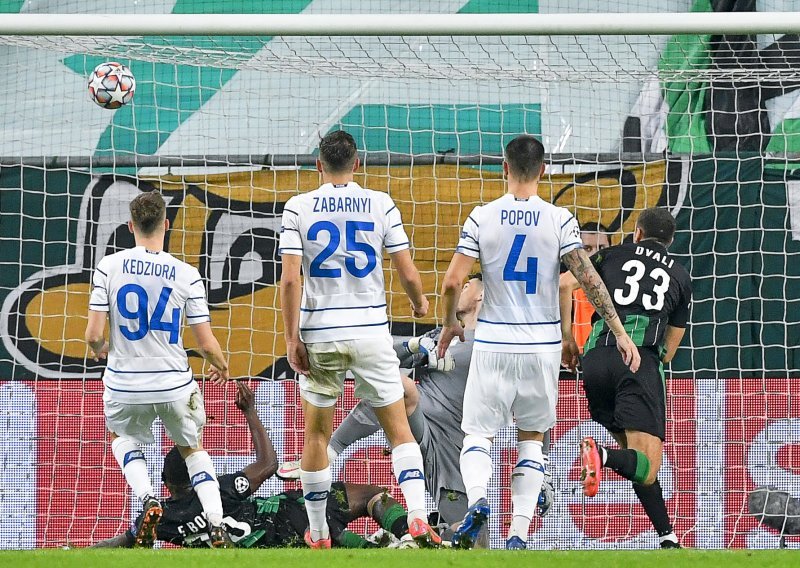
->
[398,468,425,484]
[121,258,177,281]
[234,476,250,494]
[191,471,215,487]
[312,196,371,214]
[500,209,540,227]
[304,490,330,501]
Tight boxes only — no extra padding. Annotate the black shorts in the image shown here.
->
[581,346,666,441]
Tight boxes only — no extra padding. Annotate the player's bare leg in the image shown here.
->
[373,399,441,548]
[300,399,336,549]
[506,429,546,550]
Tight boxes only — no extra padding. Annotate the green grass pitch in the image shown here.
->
[0,548,793,568]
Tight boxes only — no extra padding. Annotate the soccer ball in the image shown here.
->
[88,62,135,109]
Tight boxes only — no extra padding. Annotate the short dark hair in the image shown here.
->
[504,135,545,182]
[129,190,166,235]
[319,130,358,174]
[579,221,610,234]
[636,208,676,245]
[161,446,189,486]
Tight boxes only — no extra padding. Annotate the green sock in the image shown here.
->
[338,530,373,549]
[373,501,408,538]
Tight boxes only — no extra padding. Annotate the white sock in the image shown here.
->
[460,434,493,506]
[184,451,223,526]
[300,467,331,541]
[508,440,545,540]
[111,437,154,502]
[391,442,427,522]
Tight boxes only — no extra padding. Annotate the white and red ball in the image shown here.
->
[88,62,135,109]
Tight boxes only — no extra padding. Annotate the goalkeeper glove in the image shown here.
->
[405,333,456,372]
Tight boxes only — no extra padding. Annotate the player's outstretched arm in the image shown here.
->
[562,248,641,373]
[280,254,309,375]
[390,249,429,318]
[235,382,278,491]
[189,322,230,385]
[84,310,109,362]
[437,252,474,359]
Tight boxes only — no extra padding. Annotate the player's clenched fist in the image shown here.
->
[412,295,429,318]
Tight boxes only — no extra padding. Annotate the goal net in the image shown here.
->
[2,2,800,551]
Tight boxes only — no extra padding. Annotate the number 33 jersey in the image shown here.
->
[457,194,583,353]
[585,240,693,351]
[89,246,210,403]
[278,182,410,343]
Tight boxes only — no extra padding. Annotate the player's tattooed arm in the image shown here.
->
[561,248,620,328]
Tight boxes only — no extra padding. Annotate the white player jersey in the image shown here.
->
[456,193,582,353]
[278,182,410,344]
[89,246,210,404]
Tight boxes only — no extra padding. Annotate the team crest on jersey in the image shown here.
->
[234,476,250,494]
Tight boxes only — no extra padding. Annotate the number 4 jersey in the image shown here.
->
[278,182,410,343]
[585,240,693,351]
[457,194,583,353]
[89,246,210,404]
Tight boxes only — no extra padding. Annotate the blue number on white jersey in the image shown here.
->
[117,284,181,344]
[502,234,538,294]
[307,220,377,279]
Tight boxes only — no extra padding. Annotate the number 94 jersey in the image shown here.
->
[585,240,693,351]
[89,246,210,404]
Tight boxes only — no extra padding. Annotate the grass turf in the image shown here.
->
[0,548,793,568]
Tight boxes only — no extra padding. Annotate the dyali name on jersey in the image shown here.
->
[122,258,177,281]
[635,245,675,269]
[312,196,371,213]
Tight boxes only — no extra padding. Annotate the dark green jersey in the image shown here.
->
[129,475,350,548]
[584,240,692,352]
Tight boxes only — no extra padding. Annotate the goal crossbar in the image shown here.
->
[2,12,800,37]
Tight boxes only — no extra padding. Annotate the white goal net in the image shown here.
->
[1,1,800,551]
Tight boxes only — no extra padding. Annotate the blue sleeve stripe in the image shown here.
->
[187,296,205,300]
[95,268,108,277]
[467,215,479,228]
[92,286,107,291]
[385,205,398,216]
[89,303,109,307]
[462,234,479,244]
[283,208,299,216]
[186,313,210,318]
[282,227,300,233]
[279,247,303,252]
[189,278,203,286]
[475,339,562,346]
[390,223,403,229]
[385,242,409,249]
[301,303,387,313]
[560,242,583,250]
[301,321,389,332]
[560,215,575,229]
[457,244,479,253]
[477,318,560,326]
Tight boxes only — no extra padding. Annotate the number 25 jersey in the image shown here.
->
[585,240,692,351]
[89,246,210,404]
[278,182,410,344]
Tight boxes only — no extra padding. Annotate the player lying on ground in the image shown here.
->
[438,135,640,550]
[560,207,692,549]
[85,190,233,547]
[92,382,411,549]
[278,274,555,541]
[279,130,439,548]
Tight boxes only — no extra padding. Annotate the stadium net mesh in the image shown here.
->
[1,11,800,551]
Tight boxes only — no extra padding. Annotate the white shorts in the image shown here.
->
[104,385,206,447]
[461,350,561,438]
[300,335,404,408]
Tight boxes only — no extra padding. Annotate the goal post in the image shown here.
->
[1,9,799,550]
